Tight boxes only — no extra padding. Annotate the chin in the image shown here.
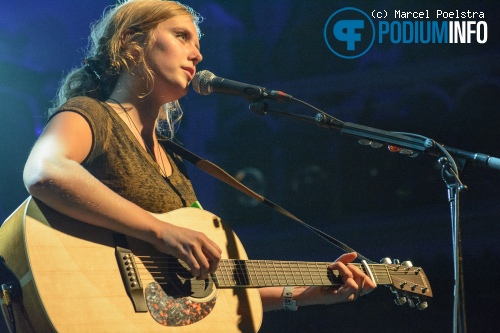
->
[156,85,189,102]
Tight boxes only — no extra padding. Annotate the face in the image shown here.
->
[145,15,202,102]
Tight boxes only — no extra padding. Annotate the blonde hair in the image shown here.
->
[52,0,202,138]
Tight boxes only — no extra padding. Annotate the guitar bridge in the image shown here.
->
[115,246,148,312]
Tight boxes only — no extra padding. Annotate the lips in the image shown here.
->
[181,66,195,81]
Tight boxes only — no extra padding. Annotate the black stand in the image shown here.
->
[248,100,500,333]
[440,158,467,333]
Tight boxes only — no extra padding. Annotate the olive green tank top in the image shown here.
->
[54,96,198,213]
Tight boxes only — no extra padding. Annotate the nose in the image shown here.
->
[190,46,203,66]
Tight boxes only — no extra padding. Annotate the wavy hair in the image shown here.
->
[52,0,202,138]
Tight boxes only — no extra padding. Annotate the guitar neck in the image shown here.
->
[214,260,392,288]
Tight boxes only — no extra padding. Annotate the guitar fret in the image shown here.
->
[140,257,424,296]
[214,260,410,290]
[307,262,314,285]
[219,260,232,287]
[281,261,289,285]
[290,262,298,285]
[378,265,392,284]
[316,262,326,285]
[361,264,393,285]
[261,261,269,285]
[215,260,338,288]
[370,264,382,284]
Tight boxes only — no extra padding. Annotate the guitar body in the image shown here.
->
[0,197,263,333]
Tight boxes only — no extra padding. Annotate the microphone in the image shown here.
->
[442,145,500,171]
[191,70,293,102]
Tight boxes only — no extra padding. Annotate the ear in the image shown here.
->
[120,28,142,60]
[120,28,138,48]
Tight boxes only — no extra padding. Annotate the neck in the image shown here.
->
[108,73,165,127]
[106,98,158,156]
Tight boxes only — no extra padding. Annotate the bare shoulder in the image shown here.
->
[36,111,93,163]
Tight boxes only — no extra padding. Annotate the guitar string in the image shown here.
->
[139,273,421,286]
[135,275,424,290]
[130,257,426,287]
[135,267,421,278]
[135,256,418,268]
[137,273,421,289]
[135,255,421,267]
[134,266,410,277]
[134,258,422,275]
[134,263,425,286]
[134,281,429,297]
[133,259,423,275]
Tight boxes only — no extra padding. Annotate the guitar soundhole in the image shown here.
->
[159,256,215,298]
[144,257,217,326]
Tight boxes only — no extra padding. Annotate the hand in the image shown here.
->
[296,252,376,306]
[325,252,376,303]
[153,222,222,280]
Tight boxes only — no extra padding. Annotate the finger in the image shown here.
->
[329,261,354,282]
[204,237,223,258]
[203,246,221,274]
[329,261,352,278]
[182,252,201,278]
[345,264,376,291]
[196,233,222,274]
[330,262,361,300]
[195,235,222,274]
[344,277,358,291]
[354,276,365,299]
[192,246,211,280]
[207,238,222,255]
[346,261,365,276]
[334,252,358,264]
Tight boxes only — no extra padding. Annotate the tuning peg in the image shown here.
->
[402,261,413,268]
[414,297,429,310]
[407,297,415,308]
[394,295,407,305]
[391,288,407,305]
[401,261,413,272]
[417,301,428,310]
[380,257,392,264]
[393,259,400,265]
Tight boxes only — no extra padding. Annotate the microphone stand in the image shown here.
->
[249,100,499,333]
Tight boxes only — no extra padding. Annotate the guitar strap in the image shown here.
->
[162,139,374,264]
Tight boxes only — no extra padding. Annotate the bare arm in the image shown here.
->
[23,111,221,279]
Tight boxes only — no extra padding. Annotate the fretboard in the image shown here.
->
[213,259,393,288]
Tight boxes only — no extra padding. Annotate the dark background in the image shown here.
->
[1,1,499,332]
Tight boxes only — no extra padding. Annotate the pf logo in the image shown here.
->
[324,7,375,59]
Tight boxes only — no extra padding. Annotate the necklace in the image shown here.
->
[107,98,168,178]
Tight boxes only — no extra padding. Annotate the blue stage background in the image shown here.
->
[1,1,499,332]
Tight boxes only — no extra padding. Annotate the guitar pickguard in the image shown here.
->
[145,281,217,326]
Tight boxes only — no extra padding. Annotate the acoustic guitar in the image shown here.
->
[0,197,432,332]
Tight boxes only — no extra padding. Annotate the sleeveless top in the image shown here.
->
[53,96,198,213]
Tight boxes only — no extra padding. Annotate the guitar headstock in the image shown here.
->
[380,258,433,310]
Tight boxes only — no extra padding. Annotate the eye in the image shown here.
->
[176,31,187,40]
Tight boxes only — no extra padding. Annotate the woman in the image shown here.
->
[23,0,374,318]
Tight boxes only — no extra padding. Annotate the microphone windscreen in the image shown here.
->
[192,70,215,95]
